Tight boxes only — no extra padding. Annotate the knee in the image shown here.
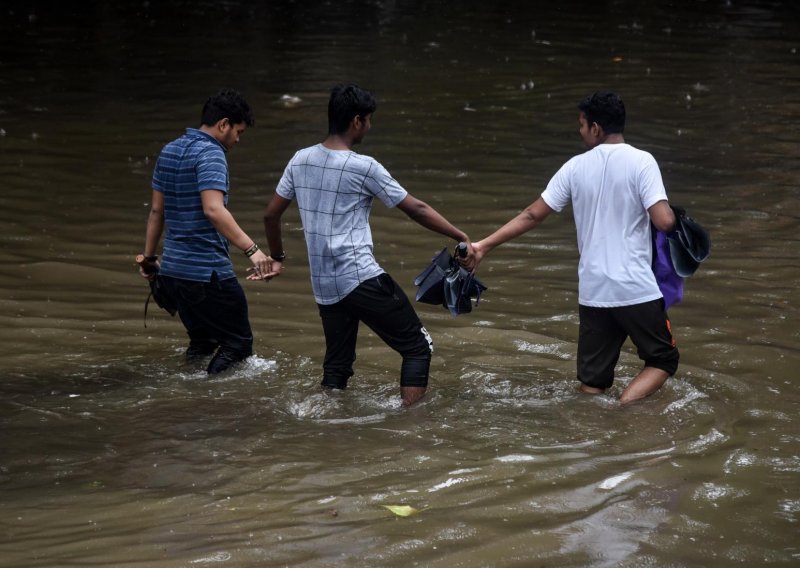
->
[402,325,433,359]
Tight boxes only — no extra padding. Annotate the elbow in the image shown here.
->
[263,208,279,224]
[667,212,678,232]
[655,214,677,233]
[650,202,677,232]
[203,206,221,222]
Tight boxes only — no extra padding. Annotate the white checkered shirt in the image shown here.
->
[276,144,408,304]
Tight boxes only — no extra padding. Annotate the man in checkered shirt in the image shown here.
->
[257,84,470,406]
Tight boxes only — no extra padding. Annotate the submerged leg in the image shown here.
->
[206,347,252,374]
[399,356,430,406]
[578,384,606,395]
[619,367,669,405]
[186,340,219,362]
[318,301,359,390]
[401,386,427,406]
[352,274,433,406]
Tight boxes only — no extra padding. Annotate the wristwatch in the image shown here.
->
[270,251,286,262]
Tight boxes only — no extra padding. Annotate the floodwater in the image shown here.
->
[1,1,799,566]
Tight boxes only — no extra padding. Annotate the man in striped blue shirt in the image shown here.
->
[140,89,278,374]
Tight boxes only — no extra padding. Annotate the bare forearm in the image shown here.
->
[262,195,292,257]
[401,198,467,242]
[481,210,540,253]
[264,216,284,257]
[205,207,255,252]
[464,198,552,271]
[143,210,164,256]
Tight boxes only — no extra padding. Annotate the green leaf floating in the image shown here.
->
[382,505,424,517]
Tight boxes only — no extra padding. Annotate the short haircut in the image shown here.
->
[578,91,625,134]
[328,84,377,135]
[201,89,255,127]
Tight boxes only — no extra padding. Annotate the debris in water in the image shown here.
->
[279,94,302,108]
[382,504,424,517]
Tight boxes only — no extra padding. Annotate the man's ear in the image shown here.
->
[218,117,231,131]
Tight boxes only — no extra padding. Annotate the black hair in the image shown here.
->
[328,84,377,135]
[200,88,255,127]
[578,91,625,134]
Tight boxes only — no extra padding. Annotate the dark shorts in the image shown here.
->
[160,273,253,372]
[317,273,433,389]
[577,298,679,389]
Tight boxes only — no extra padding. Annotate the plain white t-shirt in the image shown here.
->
[541,143,667,307]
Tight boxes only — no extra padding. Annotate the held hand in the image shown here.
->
[246,249,283,282]
[458,240,485,272]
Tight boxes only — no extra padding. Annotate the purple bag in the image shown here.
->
[652,230,684,309]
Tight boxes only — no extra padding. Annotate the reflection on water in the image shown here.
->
[1,1,799,566]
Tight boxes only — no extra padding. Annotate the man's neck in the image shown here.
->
[198,124,223,144]
[601,133,625,145]
[322,134,353,151]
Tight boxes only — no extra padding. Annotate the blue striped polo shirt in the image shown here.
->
[152,128,235,282]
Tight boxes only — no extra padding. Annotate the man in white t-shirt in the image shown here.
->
[462,92,679,404]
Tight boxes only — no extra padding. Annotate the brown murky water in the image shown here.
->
[1,1,799,566]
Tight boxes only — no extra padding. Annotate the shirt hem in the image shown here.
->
[313,268,385,305]
[578,292,663,308]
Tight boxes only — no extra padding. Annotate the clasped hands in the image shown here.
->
[456,240,486,273]
[245,249,283,282]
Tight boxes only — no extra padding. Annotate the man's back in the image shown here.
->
[542,143,667,307]
[276,143,407,304]
[153,128,233,282]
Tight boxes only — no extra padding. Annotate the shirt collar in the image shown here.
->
[185,128,226,152]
